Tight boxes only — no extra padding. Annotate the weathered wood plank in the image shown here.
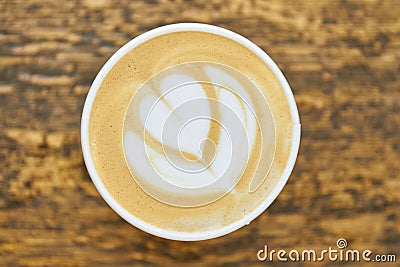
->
[0,0,399,266]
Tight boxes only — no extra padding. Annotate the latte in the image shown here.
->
[83,24,300,239]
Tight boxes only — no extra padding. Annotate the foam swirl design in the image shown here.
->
[123,62,276,207]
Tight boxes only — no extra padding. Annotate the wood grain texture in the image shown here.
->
[0,0,399,266]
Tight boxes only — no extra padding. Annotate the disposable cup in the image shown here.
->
[81,23,301,241]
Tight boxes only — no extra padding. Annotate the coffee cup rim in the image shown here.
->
[81,23,301,241]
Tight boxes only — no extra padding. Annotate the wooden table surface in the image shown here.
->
[1,0,399,266]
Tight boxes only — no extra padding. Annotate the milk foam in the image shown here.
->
[123,62,276,207]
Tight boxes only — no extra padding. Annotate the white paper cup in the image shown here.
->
[81,23,301,241]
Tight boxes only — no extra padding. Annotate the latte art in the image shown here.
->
[123,62,276,207]
[85,27,300,237]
